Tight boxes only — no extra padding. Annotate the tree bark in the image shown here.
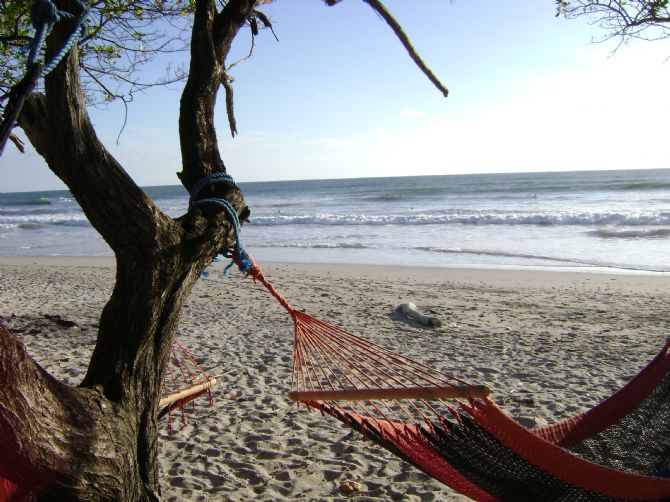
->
[0,327,137,500]
[178,0,258,189]
[1,0,256,499]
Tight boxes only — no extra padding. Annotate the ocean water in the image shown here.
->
[1,169,669,274]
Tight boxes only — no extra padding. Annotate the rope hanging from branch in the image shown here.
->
[0,0,89,156]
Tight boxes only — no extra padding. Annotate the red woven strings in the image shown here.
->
[0,478,18,502]
[240,257,670,501]
[162,340,215,433]
[290,309,481,427]
[243,260,485,429]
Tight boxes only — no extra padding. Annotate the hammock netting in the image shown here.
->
[240,257,670,501]
[159,339,216,432]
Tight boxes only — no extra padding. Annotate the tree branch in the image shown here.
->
[223,75,238,137]
[178,0,257,190]
[362,0,449,97]
[557,1,670,43]
[17,3,177,260]
[8,132,24,152]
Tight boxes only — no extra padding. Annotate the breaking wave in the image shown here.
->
[249,211,670,227]
[587,228,670,239]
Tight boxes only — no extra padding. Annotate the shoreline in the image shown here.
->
[2,256,669,500]
[2,254,669,280]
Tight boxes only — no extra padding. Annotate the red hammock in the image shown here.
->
[0,339,214,501]
[240,257,670,501]
[160,339,216,432]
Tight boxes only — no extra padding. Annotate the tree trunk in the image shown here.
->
[0,1,256,499]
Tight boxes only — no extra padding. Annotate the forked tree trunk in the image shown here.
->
[0,1,256,499]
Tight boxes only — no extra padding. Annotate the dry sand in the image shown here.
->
[1,256,669,501]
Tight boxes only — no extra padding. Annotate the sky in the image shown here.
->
[2,0,670,192]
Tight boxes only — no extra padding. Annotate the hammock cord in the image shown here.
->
[160,340,215,432]
[189,172,489,432]
[189,172,255,276]
[189,172,294,313]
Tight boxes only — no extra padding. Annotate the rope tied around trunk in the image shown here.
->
[189,172,253,274]
[27,0,89,73]
[189,172,296,315]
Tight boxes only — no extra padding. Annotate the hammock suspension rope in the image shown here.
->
[0,0,89,156]
[189,172,254,275]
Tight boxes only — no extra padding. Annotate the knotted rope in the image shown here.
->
[189,172,295,314]
[0,0,89,156]
[27,0,89,74]
[189,172,255,275]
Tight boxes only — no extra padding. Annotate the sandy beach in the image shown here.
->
[1,256,669,501]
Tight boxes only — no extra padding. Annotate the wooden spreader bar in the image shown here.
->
[159,377,217,408]
[288,384,490,402]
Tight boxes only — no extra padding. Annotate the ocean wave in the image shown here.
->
[249,211,670,227]
[51,220,92,227]
[417,246,670,273]
[238,240,669,272]
[252,241,370,250]
[587,228,670,239]
[17,223,50,230]
[0,215,90,228]
[419,246,587,264]
[347,177,670,199]
[617,181,670,191]
[363,193,407,202]
[0,208,60,216]
[6,197,52,206]
[313,242,369,249]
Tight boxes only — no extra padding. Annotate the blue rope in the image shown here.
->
[0,1,87,156]
[189,174,252,275]
[43,7,88,75]
[189,172,237,207]
[26,0,57,67]
[26,0,89,74]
